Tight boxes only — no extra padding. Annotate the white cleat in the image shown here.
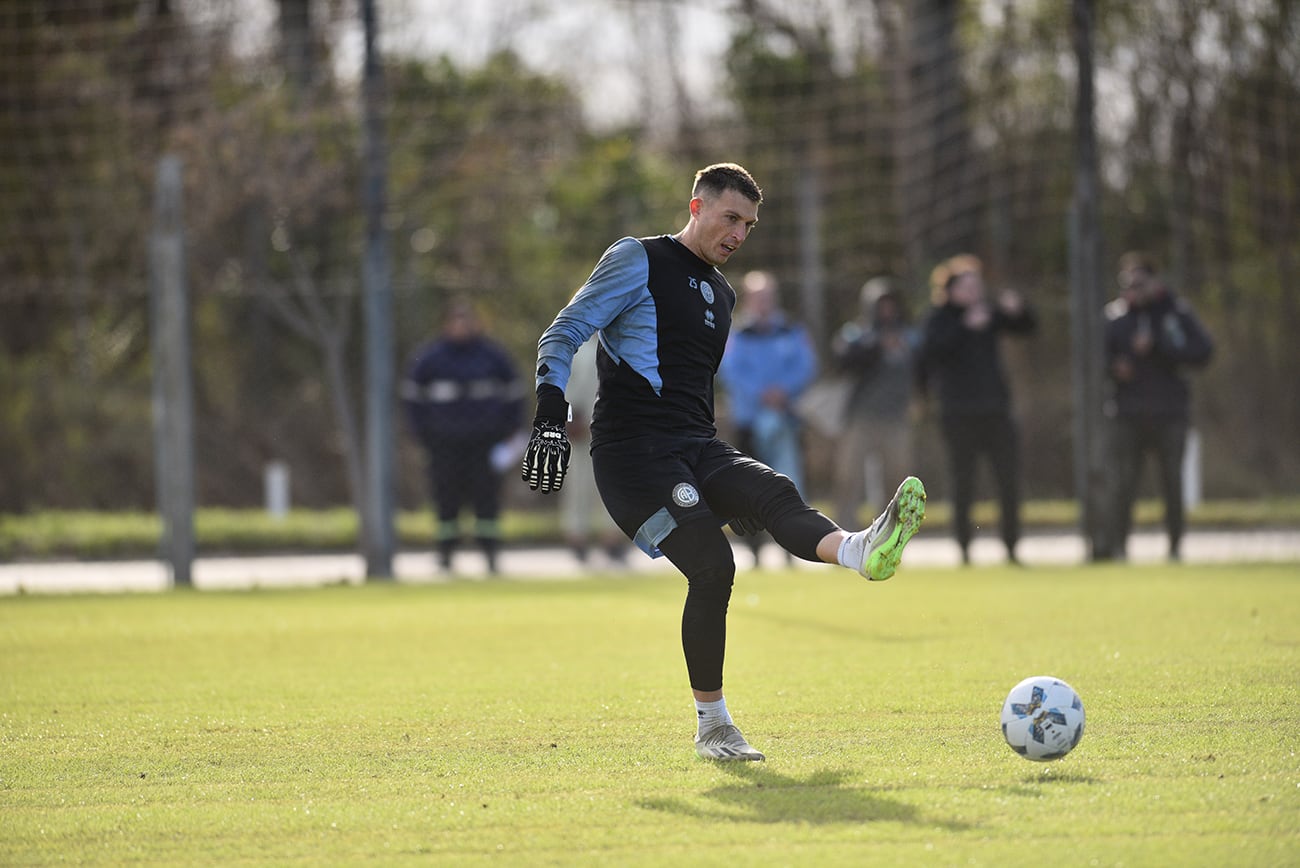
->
[695,724,766,761]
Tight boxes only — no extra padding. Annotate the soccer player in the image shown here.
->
[521,163,926,762]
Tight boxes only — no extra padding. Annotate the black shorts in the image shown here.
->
[592,435,762,559]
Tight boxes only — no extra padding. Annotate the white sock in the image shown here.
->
[837,529,866,570]
[695,698,733,734]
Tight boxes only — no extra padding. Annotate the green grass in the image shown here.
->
[2,564,1298,865]
[0,508,560,560]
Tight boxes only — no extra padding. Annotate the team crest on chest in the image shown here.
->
[688,276,717,329]
[689,276,715,305]
[672,482,700,508]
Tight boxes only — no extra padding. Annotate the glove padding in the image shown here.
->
[521,420,571,493]
[728,516,765,536]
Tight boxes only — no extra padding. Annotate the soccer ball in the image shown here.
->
[1000,676,1085,761]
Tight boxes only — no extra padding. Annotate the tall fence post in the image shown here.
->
[150,154,196,587]
[1069,0,1113,560]
[360,0,396,579]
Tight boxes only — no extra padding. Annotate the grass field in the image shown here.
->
[2,562,1298,865]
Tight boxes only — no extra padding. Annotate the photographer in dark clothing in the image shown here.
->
[919,255,1037,565]
[1104,252,1214,561]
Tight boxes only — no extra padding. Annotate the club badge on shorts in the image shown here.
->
[672,482,700,508]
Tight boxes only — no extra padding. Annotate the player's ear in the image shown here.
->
[688,197,702,217]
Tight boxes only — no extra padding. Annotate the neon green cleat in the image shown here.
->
[858,475,926,581]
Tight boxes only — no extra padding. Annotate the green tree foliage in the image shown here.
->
[724,13,901,344]
[385,51,586,358]
[1089,0,1300,492]
[0,0,1296,514]
[0,1,201,511]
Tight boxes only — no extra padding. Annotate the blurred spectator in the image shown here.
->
[918,255,1037,564]
[830,276,920,527]
[402,299,524,574]
[719,270,817,566]
[561,336,629,568]
[1104,251,1214,562]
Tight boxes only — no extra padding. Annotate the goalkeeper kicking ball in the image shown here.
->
[1000,676,1085,761]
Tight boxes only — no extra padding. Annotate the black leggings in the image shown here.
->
[427,437,501,523]
[940,413,1022,551]
[658,461,837,692]
[1112,416,1187,553]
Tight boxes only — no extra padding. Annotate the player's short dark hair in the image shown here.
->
[692,163,763,204]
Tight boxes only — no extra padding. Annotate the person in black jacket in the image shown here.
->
[1104,252,1214,561]
[919,255,1037,565]
[402,299,525,574]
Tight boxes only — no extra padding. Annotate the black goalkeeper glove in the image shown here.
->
[521,384,571,493]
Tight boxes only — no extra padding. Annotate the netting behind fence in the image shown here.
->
[1,0,1296,519]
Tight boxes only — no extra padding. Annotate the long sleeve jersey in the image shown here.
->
[535,235,735,447]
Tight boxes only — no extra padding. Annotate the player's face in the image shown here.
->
[688,189,759,266]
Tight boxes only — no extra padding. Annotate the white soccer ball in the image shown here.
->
[1000,675,1085,761]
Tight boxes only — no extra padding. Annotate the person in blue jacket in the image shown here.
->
[719,270,817,566]
[519,163,927,762]
[1104,251,1214,561]
[402,299,524,574]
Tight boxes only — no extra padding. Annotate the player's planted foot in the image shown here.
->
[852,475,926,581]
[695,723,766,761]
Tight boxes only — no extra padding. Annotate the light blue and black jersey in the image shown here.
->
[536,235,736,447]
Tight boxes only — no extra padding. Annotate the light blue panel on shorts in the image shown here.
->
[633,506,677,559]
